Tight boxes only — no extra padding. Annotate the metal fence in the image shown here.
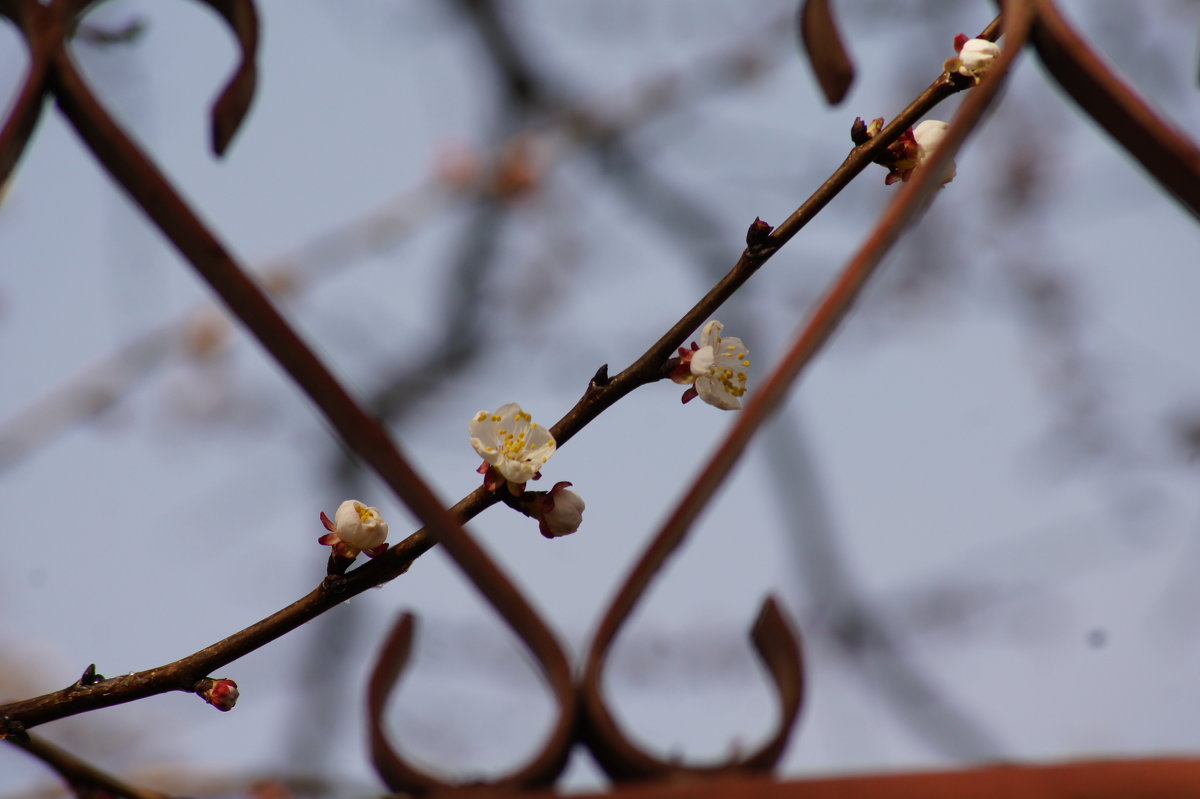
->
[2,0,1199,796]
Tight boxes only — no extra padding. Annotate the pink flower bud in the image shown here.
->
[196,678,239,712]
[538,482,586,538]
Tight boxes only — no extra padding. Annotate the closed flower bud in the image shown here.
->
[955,37,1000,82]
[196,678,239,712]
[333,500,388,552]
[745,217,774,247]
[538,482,585,538]
[850,116,869,146]
[318,500,389,560]
[912,120,956,186]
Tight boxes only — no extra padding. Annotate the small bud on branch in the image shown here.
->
[195,678,239,712]
[746,217,775,248]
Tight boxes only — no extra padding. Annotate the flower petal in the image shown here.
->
[695,376,743,410]
[957,38,1000,79]
[690,346,716,377]
[913,120,956,186]
[699,320,724,349]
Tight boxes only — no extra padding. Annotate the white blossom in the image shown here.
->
[334,500,388,552]
[470,402,556,485]
[319,499,388,559]
[689,320,750,410]
[913,120,957,186]
[957,38,1000,81]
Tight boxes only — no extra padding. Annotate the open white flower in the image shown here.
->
[913,120,957,187]
[470,402,556,486]
[956,38,1000,81]
[688,320,750,410]
[319,499,389,559]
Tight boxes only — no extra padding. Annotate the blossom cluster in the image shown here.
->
[299,35,999,581]
[311,321,754,552]
[850,36,1000,188]
[459,322,751,538]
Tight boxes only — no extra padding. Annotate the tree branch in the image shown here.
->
[0,13,998,732]
[8,733,171,799]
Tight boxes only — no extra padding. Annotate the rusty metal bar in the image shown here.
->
[580,596,804,781]
[0,4,578,755]
[519,759,1200,799]
[1024,0,1200,220]
[0,0,53,186]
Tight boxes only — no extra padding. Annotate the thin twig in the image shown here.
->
[575,8,1027,734]
[609,6,1022,594]
[9,734,171,799]
[549,15,1004,448]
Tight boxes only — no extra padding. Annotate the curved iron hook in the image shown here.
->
[188,0,259,156]
[579,528,804,781]
[366,529,577,794]
[62,0,258,156]
[798,0,855,105]
[0,0,55,187]
[1,0,257,172]
[13,1,574,788]
[66,0,258,155]
[1020,0,1200,220]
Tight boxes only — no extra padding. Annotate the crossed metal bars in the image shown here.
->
[0,0,803,791]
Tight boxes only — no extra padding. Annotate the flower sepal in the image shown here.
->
[476,460,541,495]
[666,342,700,385]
